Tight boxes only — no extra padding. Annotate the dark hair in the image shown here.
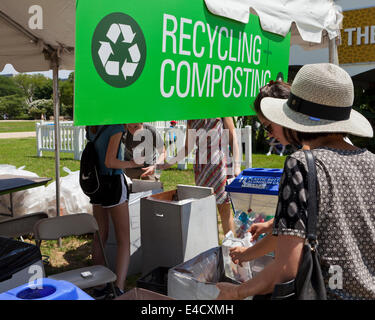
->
[282,129,334,146]
[253,80,291,115]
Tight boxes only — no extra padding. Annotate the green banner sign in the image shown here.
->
[74,0,290,125]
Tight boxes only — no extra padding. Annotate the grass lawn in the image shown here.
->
[1,137,286,293]
[0,121,39,133]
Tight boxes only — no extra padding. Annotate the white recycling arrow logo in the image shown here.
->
[98,23,141,79]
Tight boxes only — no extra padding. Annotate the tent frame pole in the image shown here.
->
[329,37,339,65]
[51,52,62,246]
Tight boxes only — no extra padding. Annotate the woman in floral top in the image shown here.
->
[216,63,375,300]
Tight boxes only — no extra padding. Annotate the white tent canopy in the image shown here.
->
[204,0,343,49]
[0,0,75,72]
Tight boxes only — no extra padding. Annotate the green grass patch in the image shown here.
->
[252,154,286,168]
[0,137,79,181]
[0,121,38,133]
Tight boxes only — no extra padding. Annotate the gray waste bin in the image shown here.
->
[0,236,45,293]
[106,179,163,276]
[140,184,219,275]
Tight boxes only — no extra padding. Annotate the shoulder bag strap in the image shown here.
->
[303,150,318,247]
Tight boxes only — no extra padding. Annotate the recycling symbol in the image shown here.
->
[92,13,146,88]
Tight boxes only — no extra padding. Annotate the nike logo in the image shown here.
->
[82,174,90,180]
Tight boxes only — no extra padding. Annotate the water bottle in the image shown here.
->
[154,166,162,180]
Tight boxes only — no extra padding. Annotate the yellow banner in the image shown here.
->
[338,7,375,64]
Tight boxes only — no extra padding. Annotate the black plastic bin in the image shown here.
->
[136,266,169,295]
[0,236,43,293]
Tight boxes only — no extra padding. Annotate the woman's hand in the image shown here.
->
[234,165,241,177]
[229,246,248,266]
[248,219,274,241]
[216,283,240,300]
[140,165,155,178]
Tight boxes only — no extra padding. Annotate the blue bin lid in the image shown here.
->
[0,278,94,300]
[225,168,283,196]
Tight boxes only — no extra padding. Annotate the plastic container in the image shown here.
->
[226,168,283,196]
[0,236,45,293]
[136,266,169,295]
[226,168,283,236]
[0,278,94,300]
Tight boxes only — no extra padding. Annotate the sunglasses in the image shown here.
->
[262,123,273,135]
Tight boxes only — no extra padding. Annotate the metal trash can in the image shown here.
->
[106,179,163,276]
[140,184,219,275]
[0,236,45,293]
[0,278,93,300]
[225,168,283,233]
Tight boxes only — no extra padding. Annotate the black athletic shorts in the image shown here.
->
[89,174,128,208]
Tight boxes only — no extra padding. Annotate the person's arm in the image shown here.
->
[230,233,277,266]
[104,132,142,169]
[216,235,304,299]
[222,117,241,176]
[249,218,274,241]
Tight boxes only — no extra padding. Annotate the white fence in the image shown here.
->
[36,121,86,160]
[36,122,252,168]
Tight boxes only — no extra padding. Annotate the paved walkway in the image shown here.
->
[0,131,36,139]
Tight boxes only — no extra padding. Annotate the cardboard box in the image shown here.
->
[140,184,219,275]
[115,287,174,300]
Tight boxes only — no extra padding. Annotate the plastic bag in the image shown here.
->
[44,167,92,216]
[168,247,244,300]
[222,231,253,283]
[60,167,92,215]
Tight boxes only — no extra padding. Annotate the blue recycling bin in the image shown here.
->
[226,168,283,237]
[0,278,94,300]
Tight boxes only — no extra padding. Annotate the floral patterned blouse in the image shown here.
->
[272,147,375,300]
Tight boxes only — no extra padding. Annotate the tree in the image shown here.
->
[13,73,52,104]
[0,76,22,97]
[33,77,53,100]
[350,86,375,153]
[60,72,74,118]
[28,99,54,119]
[0,95,29,119]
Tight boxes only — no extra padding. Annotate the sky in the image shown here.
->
[0,63,73,79]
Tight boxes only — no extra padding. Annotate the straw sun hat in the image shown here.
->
[260,63,373,138]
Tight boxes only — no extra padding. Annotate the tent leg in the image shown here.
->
[52,54,62,247]
[329,37,339,65]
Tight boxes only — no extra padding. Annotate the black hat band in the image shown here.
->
[287,93,352,121]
